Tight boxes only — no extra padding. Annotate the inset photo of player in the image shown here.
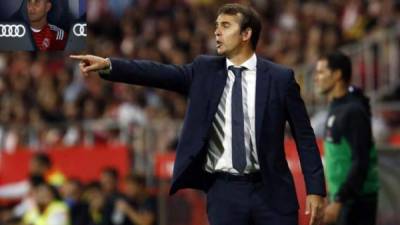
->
[0,0,86,51]
[28,0,68,51]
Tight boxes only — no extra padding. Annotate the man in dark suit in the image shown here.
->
[71,3,325,225]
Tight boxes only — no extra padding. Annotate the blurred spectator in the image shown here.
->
[61,179,91,225]
[30,153,65,188]
[0,153,65,200]
[82,181,107,225]
[99,167,124,225]
[0,175,45,224]
[113,174,156,225]
[100,167,120,197]
[22,182,69,225]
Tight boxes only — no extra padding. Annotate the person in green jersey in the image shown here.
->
[314,51,379,225]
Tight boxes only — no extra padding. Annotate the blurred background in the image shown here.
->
[0,0,400,225]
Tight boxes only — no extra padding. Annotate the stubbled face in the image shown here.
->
[214,13,244,57]
[27,0,51,24]
[314,59,336,95]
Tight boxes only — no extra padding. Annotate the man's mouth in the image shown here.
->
[216,41,222,48]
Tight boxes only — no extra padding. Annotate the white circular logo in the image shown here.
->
[0,24,26,38]
[72,23,87,37]
[42,38,50,49]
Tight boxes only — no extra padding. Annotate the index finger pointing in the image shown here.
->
[70,55,87,60]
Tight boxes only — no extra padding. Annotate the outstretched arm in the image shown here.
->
[70,55,193,95]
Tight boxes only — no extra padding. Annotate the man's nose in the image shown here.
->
[214,28,221,36]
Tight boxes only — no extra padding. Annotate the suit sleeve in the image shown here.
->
[285,70,326,196]
[99,58,194,95]
[336,105,372,202]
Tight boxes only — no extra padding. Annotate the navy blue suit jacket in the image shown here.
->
[100,55,326,213]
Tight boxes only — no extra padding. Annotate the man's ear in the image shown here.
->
[241,28,252,42]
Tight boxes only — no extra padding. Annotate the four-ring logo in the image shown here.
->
[73,23,87,37]
[0,24,26,38]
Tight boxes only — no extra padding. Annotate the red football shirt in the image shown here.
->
[31,24,68,51]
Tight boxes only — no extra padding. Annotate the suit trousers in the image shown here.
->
[206,172,298,225]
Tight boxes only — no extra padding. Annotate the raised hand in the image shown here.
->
[70,54,111,76]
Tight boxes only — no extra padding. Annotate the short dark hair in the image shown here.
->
[68,178,83,188]
[33,153,52,168]
[102,167,119,180]
[86,181,101,190]
[321,51,352,84]
[29,175,46,187]
[125,174,146,187]
[217,3,262,50]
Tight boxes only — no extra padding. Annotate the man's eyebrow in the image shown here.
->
[215,21,231,26]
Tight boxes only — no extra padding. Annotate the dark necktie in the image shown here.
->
[229,66,247,173]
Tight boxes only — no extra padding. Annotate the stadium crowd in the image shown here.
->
[1,0,399,152]
[0,153,157,225]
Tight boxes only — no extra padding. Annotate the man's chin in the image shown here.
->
[28,18,41,23]
[28,15,46,23]
[216,49,224,55]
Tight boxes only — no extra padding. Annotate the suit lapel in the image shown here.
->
[255,57,271,147]
[207,58,228,122]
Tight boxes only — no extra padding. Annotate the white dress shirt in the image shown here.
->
[205,53,260,174]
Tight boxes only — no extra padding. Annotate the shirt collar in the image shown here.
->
[31,27,42,33]
[226,53,257,71]
[31,24,47,33]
